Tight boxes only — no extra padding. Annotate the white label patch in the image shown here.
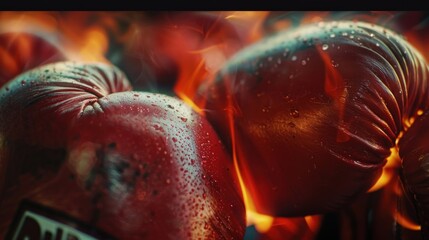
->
[7,201,114,240]
[12,211,97,240]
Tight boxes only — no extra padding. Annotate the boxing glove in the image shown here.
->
[0,62,245,239]
[198,21,429,217]
[117,11,242,94]
[399,110,429,238]
[0,31,66,87]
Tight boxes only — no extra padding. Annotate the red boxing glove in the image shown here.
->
[0,31,66,87]
[199,21,429,216]
[0,62,245,239]
[399,111,429,238]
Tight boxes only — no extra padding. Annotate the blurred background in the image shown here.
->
[1,11,429,240]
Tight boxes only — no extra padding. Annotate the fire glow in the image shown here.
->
[225,91,274,233]
[2,11,429,238]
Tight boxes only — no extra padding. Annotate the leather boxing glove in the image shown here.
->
[117,11,242,94]
[0,31,66,87]
[198,21,429,217]
[0,62,245,239]
[399,110,429,238]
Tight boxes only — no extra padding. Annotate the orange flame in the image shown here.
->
[304,215,321,233]
[255,215,322,239]
[176,91,204,116]
[368,147,400,192]
[75,27,109,62]
[226,93,274,232]
[223,11,269,43]
[395,211,421,231]
[0,43,19,78]
[174,56,207,102]
[389,173,421,231]
[0,11,136,64]
[0,11,58,33]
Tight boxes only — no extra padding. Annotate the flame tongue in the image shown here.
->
[368,146,400,193]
